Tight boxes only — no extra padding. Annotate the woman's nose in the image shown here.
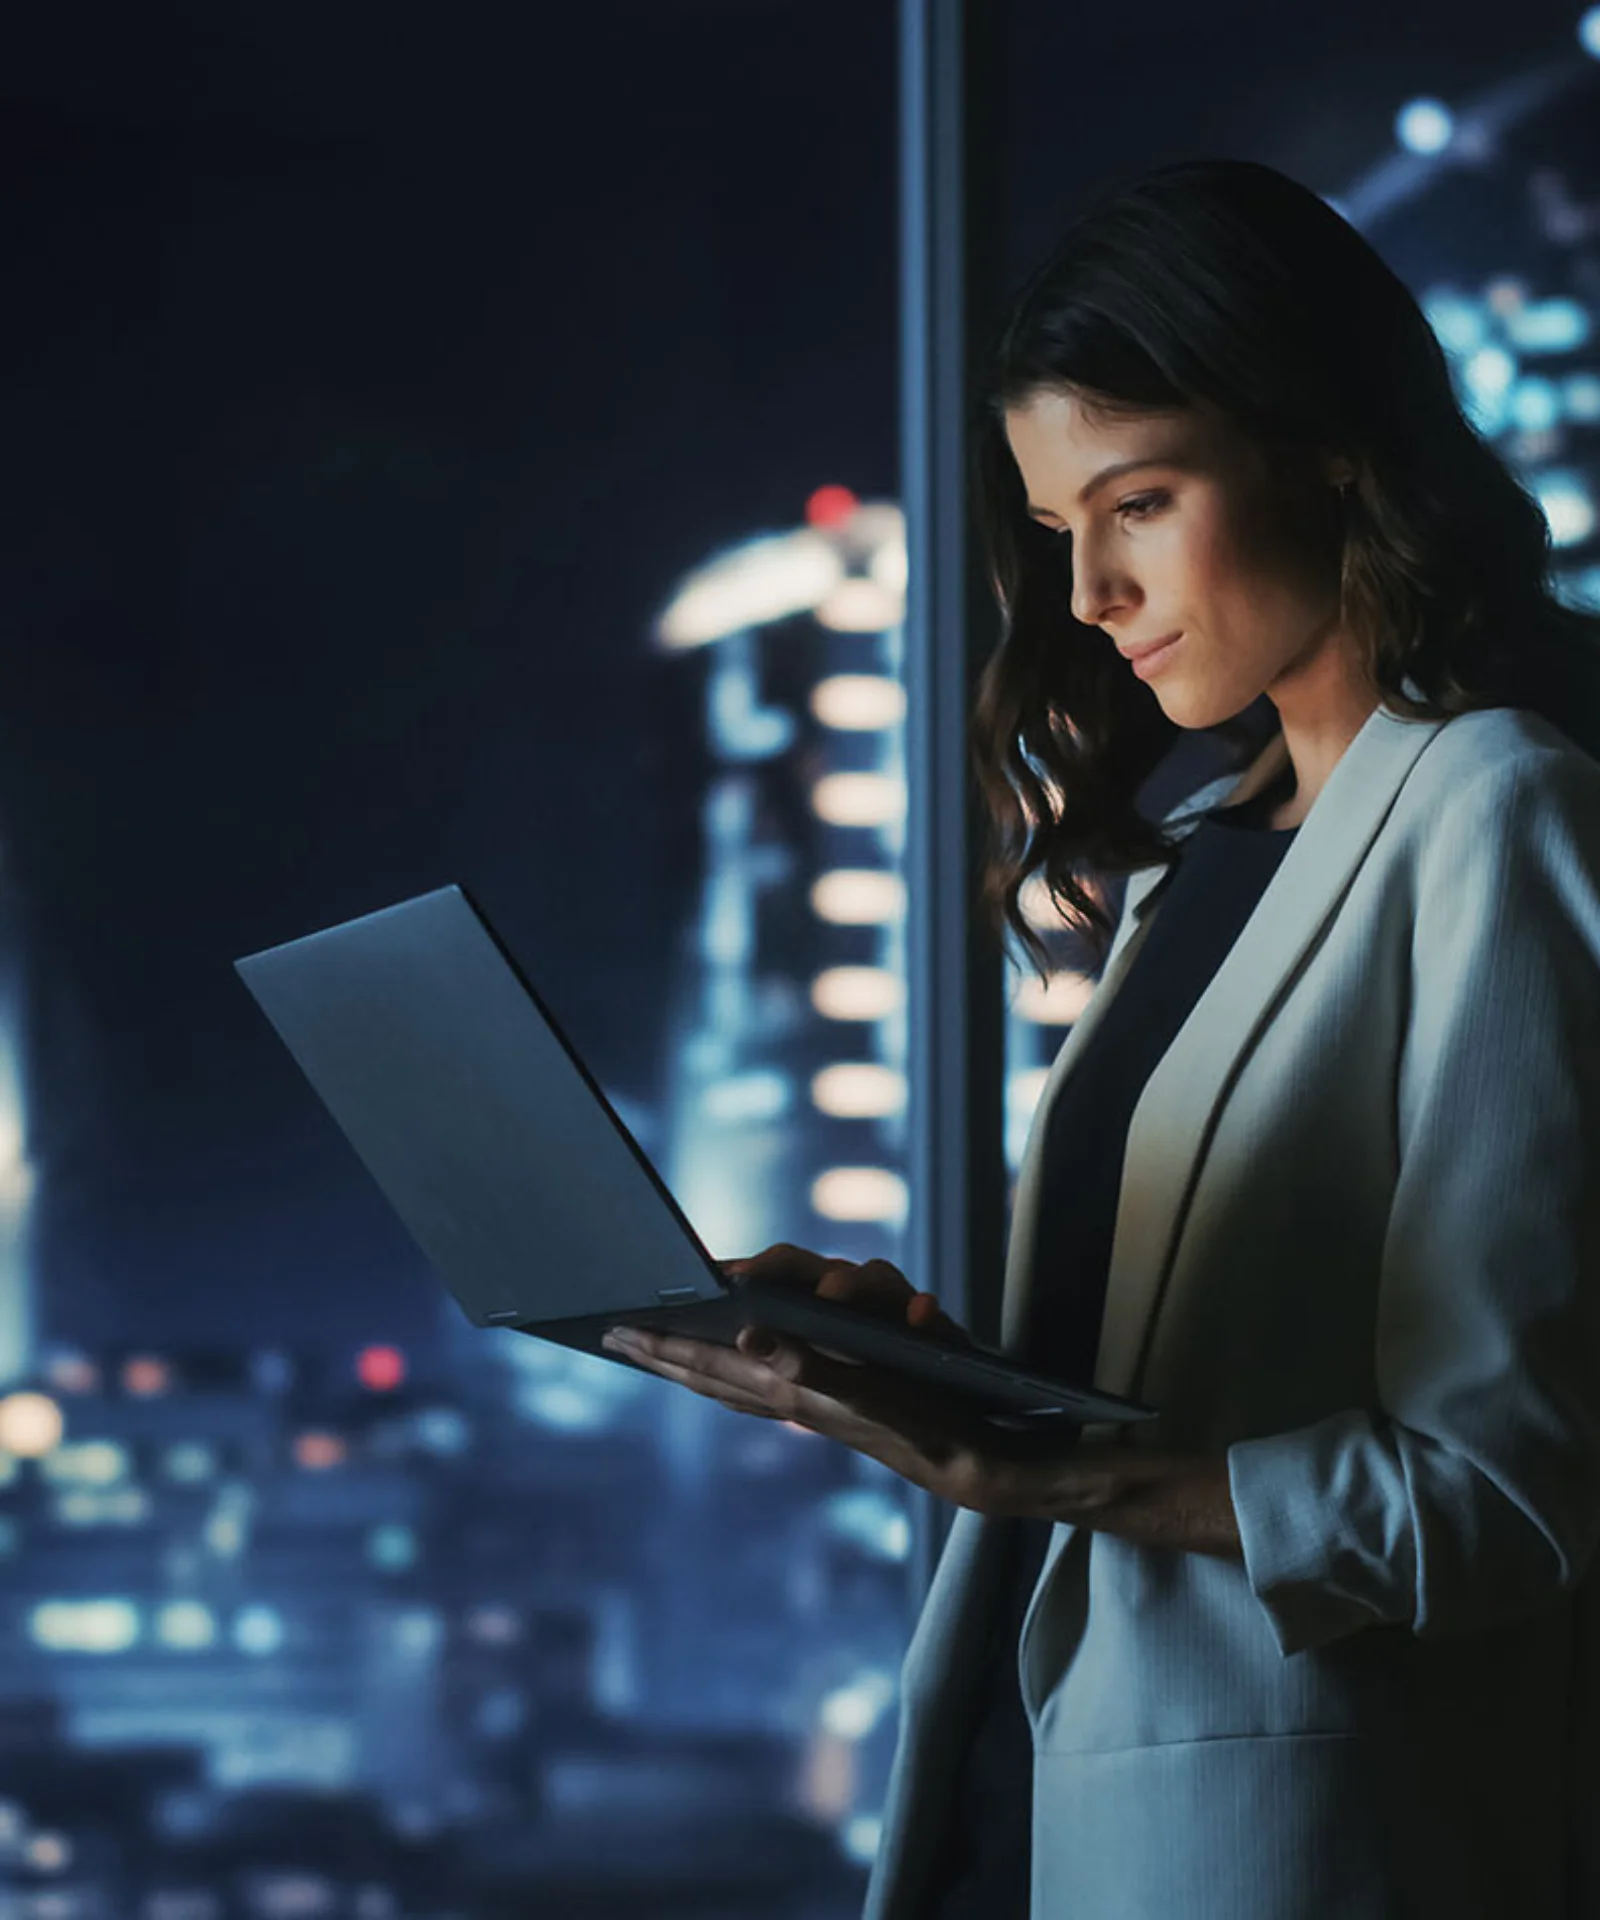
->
[1070,555,1133,629]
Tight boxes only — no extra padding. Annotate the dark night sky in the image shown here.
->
[0,0,1589,1352]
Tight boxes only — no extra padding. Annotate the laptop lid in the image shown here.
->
[235,885,727,1329]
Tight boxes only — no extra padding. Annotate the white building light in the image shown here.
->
[24,1831,70,1874]
[809,674,907,731]
[824,1486,913,1561]
[41,1439,128,1486]
[1008,1067,1052,1123]
[1422,292,1485,356]
[700,1071,791,1124]
[1395,98,1453,155]
[842,1814,883,1865]
[810,772,907,827]
[810,967,904,1022]
[1503,298,1591,355]
[0,1390,63,1458]
[810,1166,909,1224]
[30,1598,140,1654]
[819,1669,897,1740]
[156,1601,217,1651]
[1564,374,1600,424]
[1536,474,1597,548]
[164,1442,217,1484]
[809,869,905,925]
[368,1523,418,1572]
[56,1486,149,1527]
[233,1605,285,1656]
[1508,378,1561,434]
[1014,970,1096,1025]
[1018,873,1074,931]
[869,537,908,594]
[814,577,904,632]
[657,531,844,649]
[811,1063,908,1119]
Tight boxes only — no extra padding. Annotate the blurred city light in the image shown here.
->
[810,967,903,1021]
[31,1598,141,1653]
[868,535,908,593]
[1509,376,1561,432]
[810,1063,908,1119]
[233,1605,285,1656]
[43,1351,99,1395]
[293,1432,347,1471]
[357,1345,407,1393]
[1396,97,1454,154]
[1565,373,1600,422]
[163,1440,218,1484]
[1535,472,1596,545]
[810,772,906,827]
[809,869,905,925]
[123,1355,173,1397]
[156,1601,218,1651]
[805,484,859,528]
[0,1389,63,1457]
[522,1382,609,1433]
[700,1070,792,1123]
[810,1167,909,1225]
[657,531,844,649]
[411,1406,471,1455]
[1013,970,1096,1025]
[368,1523,418,1572]
[810,673,907,731]
[56,1486,150,1527]
[1018,872,1073,932]
[1423,291,1487,354]
[41,1438,128,1485]
[1579,5,1600,57]
[819,1669,896,1740]
[1503,296,1591,352]
[842,1813,883,1865]
[823,1487,913,1561]
[24,1831,70,1874]
[814,577,904,632]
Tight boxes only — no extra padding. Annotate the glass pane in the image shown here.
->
[0,6,905,1914]
[1001,5,1600,1174]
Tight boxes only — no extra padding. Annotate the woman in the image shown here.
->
[603,160,1600,1917]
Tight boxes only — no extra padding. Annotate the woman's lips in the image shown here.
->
[1130,633,1183,680]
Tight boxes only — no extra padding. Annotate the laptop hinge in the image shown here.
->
[655,1287,703,1305]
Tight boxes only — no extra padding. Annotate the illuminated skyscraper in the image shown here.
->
[654,489,913,1271]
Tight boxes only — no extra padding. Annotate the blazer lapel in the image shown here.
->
[999,738,1278,1353]
[1090,702,1447,1399]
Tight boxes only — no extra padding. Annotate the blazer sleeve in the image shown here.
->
[1226,745,1600,1657]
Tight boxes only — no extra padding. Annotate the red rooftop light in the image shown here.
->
[805,485,858,530]
[357,1345,407,1393]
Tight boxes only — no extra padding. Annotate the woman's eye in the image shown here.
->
[1116,491,1167,521]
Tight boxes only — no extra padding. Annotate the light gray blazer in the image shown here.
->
[864,699,1600,1920]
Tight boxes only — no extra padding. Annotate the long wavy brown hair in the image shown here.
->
[972,158,1600,977]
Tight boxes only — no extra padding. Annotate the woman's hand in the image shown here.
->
[601,1241,1244,1551]
[720,1242,973,1349]
[601,1242,1071,1516]
[602,1309,1061,1513]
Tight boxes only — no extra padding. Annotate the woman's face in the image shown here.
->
[1003,387,1359,730]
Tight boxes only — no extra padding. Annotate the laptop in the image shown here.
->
[235,885,1155,1430]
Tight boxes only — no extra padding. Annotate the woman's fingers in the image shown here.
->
[905,1290,976,1349]
[814,1257,916,1319]
[719,1242,832,1290]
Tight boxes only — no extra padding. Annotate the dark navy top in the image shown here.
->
[929,760,1302,1920]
